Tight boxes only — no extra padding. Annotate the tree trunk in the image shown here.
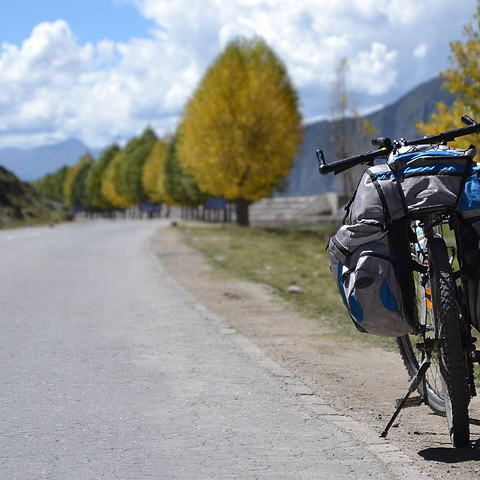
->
[235,199,250,226]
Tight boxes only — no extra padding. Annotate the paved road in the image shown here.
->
[0,221,408,479]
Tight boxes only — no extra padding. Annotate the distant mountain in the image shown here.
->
[283,76,455,197]
[0,139,100,181]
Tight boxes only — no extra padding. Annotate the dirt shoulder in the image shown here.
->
[154,225,480,478]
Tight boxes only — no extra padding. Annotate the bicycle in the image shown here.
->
[318,115,480,448]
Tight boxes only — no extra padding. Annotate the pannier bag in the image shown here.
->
[349,144,477,224]
[387,144,477,215]
[328,144,477,337]
[328,222,413,337]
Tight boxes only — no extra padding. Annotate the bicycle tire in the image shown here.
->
[429,237,470,447]
[397,247,447,415]
[397,237,470,447]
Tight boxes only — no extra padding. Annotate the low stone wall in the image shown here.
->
[249,193,343,226]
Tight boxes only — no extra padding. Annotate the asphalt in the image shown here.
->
[0,220,410,479]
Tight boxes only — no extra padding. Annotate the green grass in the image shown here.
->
[179,223,397,350]
[1,212,68,230]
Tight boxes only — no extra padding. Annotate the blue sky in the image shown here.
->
[0,0,478,149]
[0,0,154,45]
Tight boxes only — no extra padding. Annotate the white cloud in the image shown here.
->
[0,1,477,148]
[350,42,398,95]
[413,43,428,59]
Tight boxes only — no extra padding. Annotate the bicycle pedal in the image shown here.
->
[394,396,422,408]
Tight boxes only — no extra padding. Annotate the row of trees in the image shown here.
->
[33,129,207,215]
[34,37,303,226]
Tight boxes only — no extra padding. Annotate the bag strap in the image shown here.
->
[453,154,475,211]
[366,170,392,228]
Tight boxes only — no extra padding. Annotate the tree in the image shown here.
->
[85,144,120,211]
[120,127,158,205]
[142,139,169,203]
[101,151,131,209]
[331,58,377,197]
[33,165,69,203]
[71,161,93,210]
[164,137,209,206]
[417,3,480,148]
[64,153,94,209]
[177,37,302,226]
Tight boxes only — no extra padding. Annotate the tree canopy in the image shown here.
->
[85,144,120,210]
[142,139,169,204]
[102,151,131,209]
[177,37,302,224]
[164,137,209,206]
[33,165,69,203]
[64,153,94,208]
[120,127,158,204]
[417,2,480,148]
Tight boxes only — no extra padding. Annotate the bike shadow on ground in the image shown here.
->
[418,419,480,462]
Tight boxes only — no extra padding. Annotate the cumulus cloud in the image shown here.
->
[350,43,398,95]
[0,19,199,147]
[413,43,428,59]
[0,0,477,148]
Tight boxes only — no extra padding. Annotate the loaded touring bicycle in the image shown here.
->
[318,115,480,448]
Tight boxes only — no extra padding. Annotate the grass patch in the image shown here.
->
[178,223,397,350]
[1,212,68,230]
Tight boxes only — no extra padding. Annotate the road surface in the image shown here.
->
[0,221,421,479]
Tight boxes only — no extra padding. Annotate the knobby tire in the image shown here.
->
[397,238,470,448]
[429,238,470,448]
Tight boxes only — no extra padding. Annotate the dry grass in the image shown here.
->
[179,223,397,349]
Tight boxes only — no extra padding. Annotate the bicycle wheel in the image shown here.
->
[397,238,446,414]
[397,237,470,447]
[429,237,470,448]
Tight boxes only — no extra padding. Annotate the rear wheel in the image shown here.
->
[397,237,470,448]
[429,237,470,448]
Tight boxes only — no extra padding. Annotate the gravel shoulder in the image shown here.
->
[154,225,480,479]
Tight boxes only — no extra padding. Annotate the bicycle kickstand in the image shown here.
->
[379,357,431,438]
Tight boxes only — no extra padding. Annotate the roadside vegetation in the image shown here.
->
[179,223,398,350]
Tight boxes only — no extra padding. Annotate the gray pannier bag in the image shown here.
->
[328,220,413,337]
[385,144,476,215]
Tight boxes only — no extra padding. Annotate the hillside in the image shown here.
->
[283,76,455,196]
[0,165,64,227]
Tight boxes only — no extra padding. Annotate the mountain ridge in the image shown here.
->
[283,76,455,196]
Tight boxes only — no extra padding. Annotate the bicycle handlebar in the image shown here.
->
[318,115,480,176]
[318,148,389,175]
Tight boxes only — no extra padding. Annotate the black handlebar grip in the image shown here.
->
[462,115,476,126]
[319,148,390,175]
[319,153,367,175]
[319,163,338,175]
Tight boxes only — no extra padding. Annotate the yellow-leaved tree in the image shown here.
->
[178,37,302,226]
[101,151,131,209]
[64,153,94,209]
[142,139,170,204]
[417,2,480,149]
